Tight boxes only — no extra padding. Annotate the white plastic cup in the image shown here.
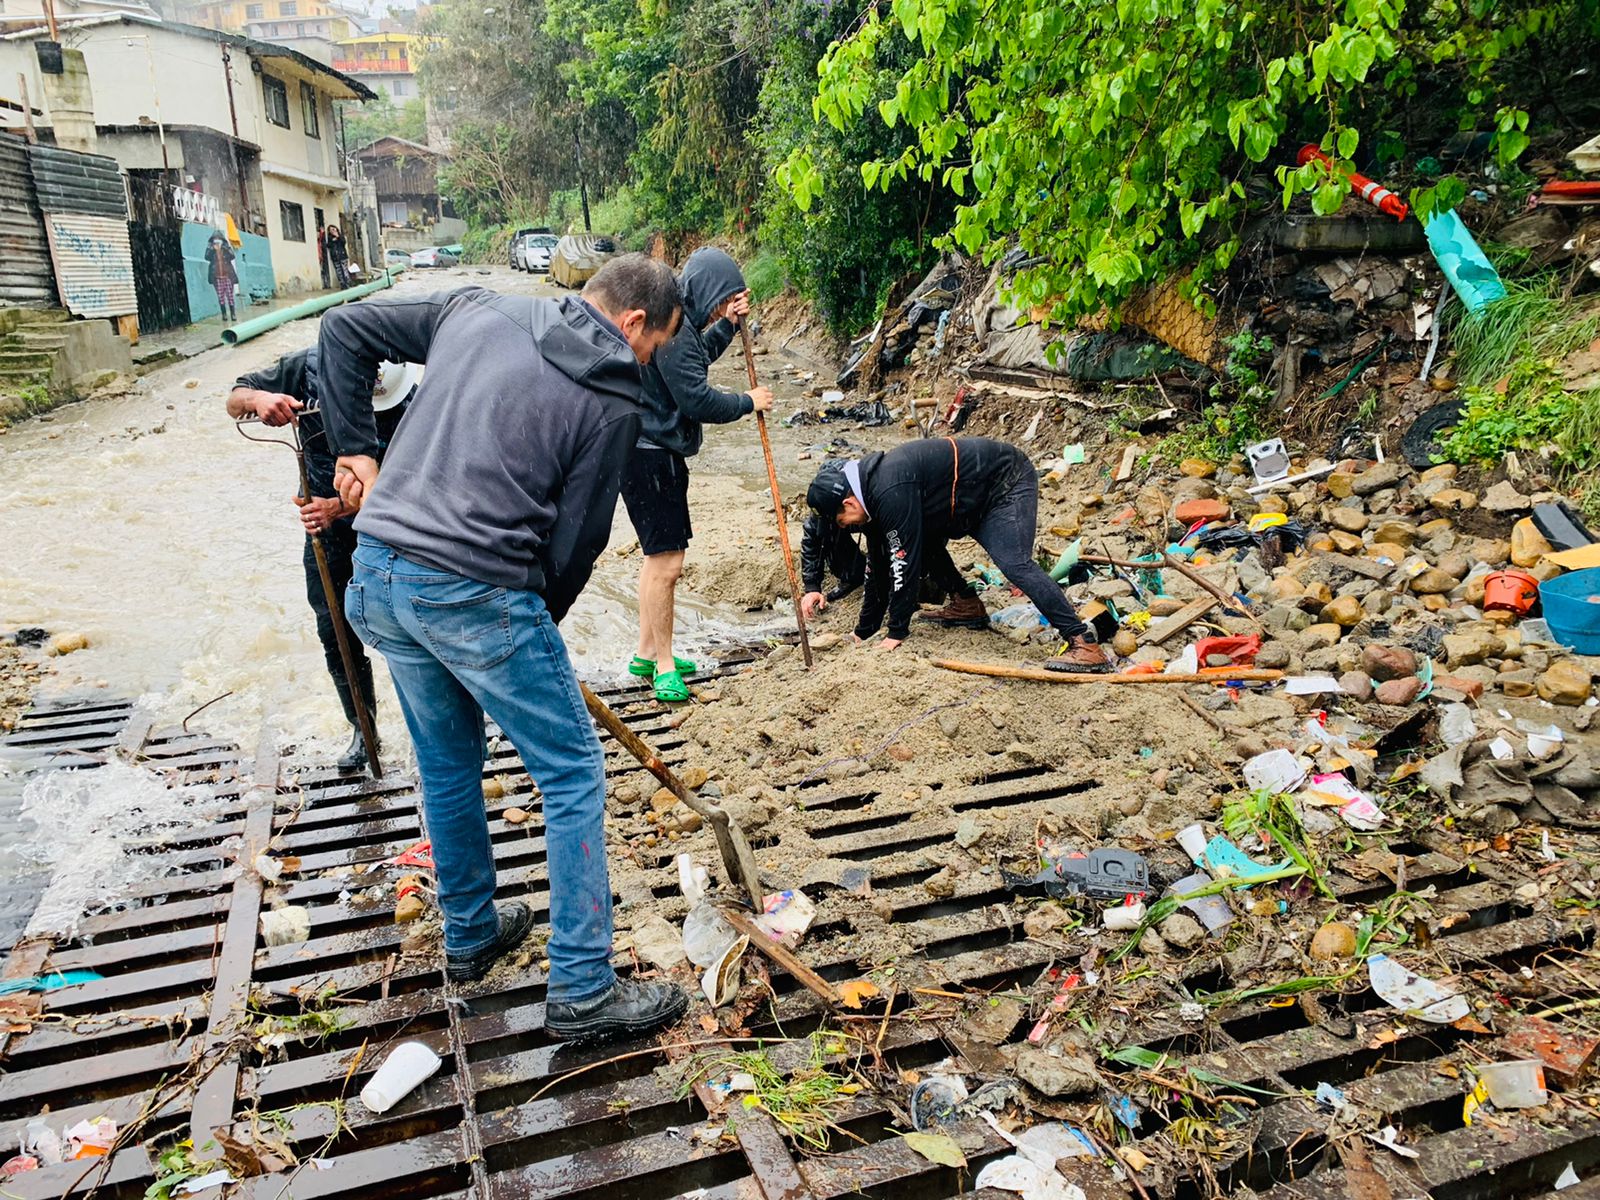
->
[1103,901,1147,931]
[1176,824,1209,864]
[1480,1059,1547,1109]
[360,1042,442,1113]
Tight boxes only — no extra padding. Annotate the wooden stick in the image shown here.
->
[580,682,764,910]
[932,660,1285,685]
[739,322,812,668]
[721,906,839,1009]
[1141,595,1217,645]
[1162,551,1261,628]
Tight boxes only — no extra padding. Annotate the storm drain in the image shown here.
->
[1,671,1598,1200]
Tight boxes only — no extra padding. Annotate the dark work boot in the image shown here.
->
[445,901,535,984]
[337,727,368,773]
[916,593,990,629]
[545,978,690,1044]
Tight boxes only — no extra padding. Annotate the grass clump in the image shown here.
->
[674,1031,861,1150]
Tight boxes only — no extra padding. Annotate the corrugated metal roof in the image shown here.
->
[0,134,58,306]
[28,143,129,219]
[42,213,137,318]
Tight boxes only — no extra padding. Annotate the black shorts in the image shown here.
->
[621,447,692,555]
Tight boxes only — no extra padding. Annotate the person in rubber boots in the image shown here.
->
[800,437,1111,671]
[226,352,419,773]
[318,257,692,1041]
[619,247,774,703]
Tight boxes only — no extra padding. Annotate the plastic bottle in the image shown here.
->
[990,603,1044,628]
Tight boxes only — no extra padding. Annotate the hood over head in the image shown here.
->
[528,294,644,407]
[677,247,746,329]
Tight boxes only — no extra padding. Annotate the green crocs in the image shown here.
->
[628,655,697,678]
[652,670,692,703]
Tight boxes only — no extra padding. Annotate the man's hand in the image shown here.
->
[747,386,775,413]
[334,454,380,511]
[880,637,904,652]
[254,392,302,426]
[723,290,751,324]
[293,494,345,536]
[801,591,827,620]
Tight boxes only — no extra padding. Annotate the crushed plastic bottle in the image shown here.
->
[681,904,740,969]
[1439,703,1478,747]
[990,603,1045,628]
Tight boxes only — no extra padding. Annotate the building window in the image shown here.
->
[245,2,263,15]
[391,78,407,96]
[263,75,290,127]
[296,21,305,35]
[279,0,296,14]
[280,200,306,241]
[301,82,320,138]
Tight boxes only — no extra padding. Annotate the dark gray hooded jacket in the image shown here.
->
[318,287,643,620]
[635,247,752,457]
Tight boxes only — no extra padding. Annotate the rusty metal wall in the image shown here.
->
[0,135,58,308]
[26,143,130,221]
[41,214,138,320]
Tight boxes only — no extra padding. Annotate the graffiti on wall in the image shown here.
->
[42,213,137,319]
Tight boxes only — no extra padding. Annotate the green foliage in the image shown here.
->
[1222,786,1332,897]
[1159,330,1274,463]
[792,0,1590,326]
[1437,359,1571,464]
[339,92,427,151]
[742,248,787,303]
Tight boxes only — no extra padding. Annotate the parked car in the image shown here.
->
[410,246,460,268]
[384,248,411,267]
[507,227,538,267]
[522,233,558,274]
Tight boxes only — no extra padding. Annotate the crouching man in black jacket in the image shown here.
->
[800,437,1110,672]
[319,256,693,1041]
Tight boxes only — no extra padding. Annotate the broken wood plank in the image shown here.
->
[1141,595,1218,645]
[1114,445,1140,482]
[719,908,838,1009]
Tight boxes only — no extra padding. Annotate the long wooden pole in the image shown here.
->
[933,659,1285,685]
[295,449,382,778]
[738,322,813,668]
[578,682,764,910]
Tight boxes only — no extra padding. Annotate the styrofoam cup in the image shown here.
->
[360,1042,442,1113]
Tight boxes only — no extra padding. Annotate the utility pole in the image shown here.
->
[573,128,591,233]
[220,43,250,225]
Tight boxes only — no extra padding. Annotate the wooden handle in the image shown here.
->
[932,659,1286,684]
[739,320,813,668]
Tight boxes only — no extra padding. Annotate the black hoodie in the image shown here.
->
[318,287,643,621]
[635,247,752,456]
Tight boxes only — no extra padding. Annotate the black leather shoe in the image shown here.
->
[336,726,376,773]
[545,978,689,1043]
[445,901,535,984]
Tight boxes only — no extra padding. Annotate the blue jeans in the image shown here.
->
[345,534,614,1003]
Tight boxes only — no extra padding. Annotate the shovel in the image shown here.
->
[578,682,763,911]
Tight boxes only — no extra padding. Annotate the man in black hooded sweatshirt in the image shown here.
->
[619,247,773,703]
[318,254,694,1043]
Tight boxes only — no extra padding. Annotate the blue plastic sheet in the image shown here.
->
[1425,210,1506,317]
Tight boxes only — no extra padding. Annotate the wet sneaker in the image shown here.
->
[1042,635,1113,674]
[445,901,535,984]
[916,594,990,629]
[545,978,690,1043]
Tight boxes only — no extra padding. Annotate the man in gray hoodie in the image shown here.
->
[319,254,691,1043]
[619,247,773,702]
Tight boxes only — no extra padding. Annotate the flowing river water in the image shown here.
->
[0,264,817,945]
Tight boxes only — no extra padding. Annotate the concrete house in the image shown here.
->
[0,14,374,298]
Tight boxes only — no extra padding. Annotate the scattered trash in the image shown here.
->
[1365,1127,1420,1159]
[910,1074,969,1130]
[1303,774,1384,831]
[176,1170,238,1194]
[1169,871,1236,933]
[1245,438,1292,484]
[1478,1059,1549,1109]
[702,934,749,1007]
[1425,209,1507,315]
[1017,1123,1097,1162]
[360,1041,442,1113]
[1439,703,1478,748]
[22,1120,62,1165]
[259,905,311,947]
[1314,1081,1349,1111]
[1243,749,1307,794]
[1007,847,1150,901]
[0,970,103,996]
[975,1155,1087,1200]
[0,1155,39,1176]
[64,1118,116,1159]
[1284,675,1343,695]
[1557,1163,1582,1190]
[1102,900,1146,931]
[753,890,816,941]
[1367,954,1470,1023]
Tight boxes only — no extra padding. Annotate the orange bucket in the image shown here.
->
[1483,569,1539,615]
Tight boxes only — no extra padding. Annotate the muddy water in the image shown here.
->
[0,265,823,940]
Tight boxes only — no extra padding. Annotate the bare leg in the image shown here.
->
[635,550,685,668]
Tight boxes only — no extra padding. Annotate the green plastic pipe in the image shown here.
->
[222,266,405,346]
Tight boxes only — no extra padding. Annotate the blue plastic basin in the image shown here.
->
[1540,567,1600,655]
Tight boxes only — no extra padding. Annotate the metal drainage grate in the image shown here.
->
[1,666,1597,1200]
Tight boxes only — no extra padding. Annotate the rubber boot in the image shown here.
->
[331,664,380,774]
[916,592,990,630]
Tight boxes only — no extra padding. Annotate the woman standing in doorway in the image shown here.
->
[205,233,239,322]
[324,225,351,289]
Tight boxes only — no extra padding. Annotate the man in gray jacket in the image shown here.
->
[320,255,691,1043]
[620,247,773,702]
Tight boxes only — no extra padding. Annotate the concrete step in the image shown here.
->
[12,309,71,325]
[0,350,55,371]
[13,331,70,349]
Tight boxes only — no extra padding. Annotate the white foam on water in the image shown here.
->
[18,759,225,938]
